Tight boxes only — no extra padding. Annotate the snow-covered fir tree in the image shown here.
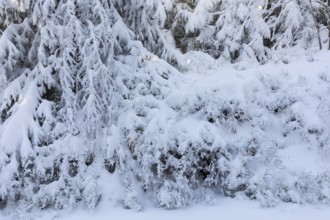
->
[214,0,270,63]
[171,0,271,63]
[267,0,329,49]
[113,0,181,64]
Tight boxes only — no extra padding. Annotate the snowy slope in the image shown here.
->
[4,196,330,220]
[185,48,330,176]
[47,198,330,220]
[74,48,330,218]
[2,49,330,219]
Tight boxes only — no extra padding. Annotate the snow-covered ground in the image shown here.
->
[3,196,330,220]
[62,198,330,220]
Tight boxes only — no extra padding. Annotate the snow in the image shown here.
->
[63,199,330,220]
[279,143,329,173]
[2,0,330,219]
[2,0,330,214]
[2,196,330,220]
[185,48,330,174]
[2,48,330,219]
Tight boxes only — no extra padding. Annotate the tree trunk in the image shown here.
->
[317,24,323,50]
[328,23,330,50]
[309,0,322,50]
[328,1,330,49]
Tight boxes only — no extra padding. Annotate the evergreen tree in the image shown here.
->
[215,0,270,63]
[113,0,180,64]
[181,0,270,63]
[267,0,326,49]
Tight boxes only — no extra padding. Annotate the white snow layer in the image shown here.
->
[2,49,330,219]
